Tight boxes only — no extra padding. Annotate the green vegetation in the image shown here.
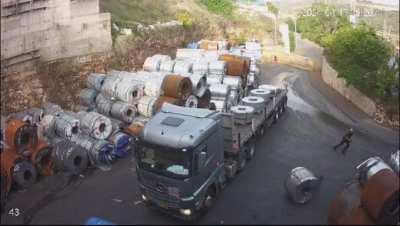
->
[323,24,395,100]
[266,2,279,17]
[200,0,235,16]
[289,31,296,52]
[177,11,194,28]
[285,18,295,32]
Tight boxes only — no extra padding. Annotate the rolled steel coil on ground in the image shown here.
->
[50,138,88,175]
[361,169,399,224]
[144,77,166,97]
[37,115,56,140]
[285,167,321,204]
[356,156,393,185]
[114,81,144,104]
[53,112,80,140]
[1,150,37,190]
[159,60,176,72]
[43,102,63,116]
[96,93,113,116]
[79,88,98,106]
[154,96,184,112]
[101,76,121,98]
[231,105,254,125]
[11,108,45,125]
[188,74,207,97]
[198,89,211,109]
[209,83,230,100]
[328,181,374,225]
[28,139,54,176]
[250,88,274,102]
[184,95,198,108]
[87,73,106,91]
[138,96,157,118]
[143,56,161,72]
[389,150,399,175]
[163,74,192,100]
[176,49,205,60]
[223,76,243,90]
[219,55,248,77]
[77,111,113,140]
[4,118,37,155]
[108,132,134,158]
[241,96,265,113]
[206,74,224,85]
[110,101,136,124]
[209,61,227,75]
[71,134,115,170]
[210,99,226,112]
[173,60,193,74]
[192,61,209,75]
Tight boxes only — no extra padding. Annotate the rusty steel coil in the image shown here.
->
[154,96,184,112]
[125,124,143,137]
[4,118,38,155]
[198,89,211,109]
[1,149,37,191]
[361,169,399,224]
[219,55,249,77]
[162,74,192,100]
[28,139,54,177]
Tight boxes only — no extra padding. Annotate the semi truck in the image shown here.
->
[134,85,288,221]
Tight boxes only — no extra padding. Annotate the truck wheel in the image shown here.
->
[237,154,247,172]
[256,125,265,138]
[273,111,279,124]
[246,140,256,160]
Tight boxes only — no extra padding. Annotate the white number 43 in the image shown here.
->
[8,208,20,217]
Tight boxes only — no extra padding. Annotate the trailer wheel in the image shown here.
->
[237,153,247,172]
[256,125,265,138]
[246,140,256,160]
[273,111,279,124]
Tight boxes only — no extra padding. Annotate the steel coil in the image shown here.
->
[198,89,211,109]
[101,76,120,98]
[114,80,144,104]
[223,76,243,90]
[43,102,64,116]
[188,74,207,97]
[51,139,88,175]
[241,96,265,113]
[108,132,134,158]
[285,167,321,204]
[250,89,274,102]
[210,99,226,112]
[185,95,198,108]
[356,156,393,185]
[176,49,205,60]
[361,169,399,224]
[71,133,115,170]
[95,93,113,116]
[53,112,80,140]
[219,55,249,77]
[77,111,113,140]
[389,150,399,175]
[192,61,209,75]
[1,150,37,190]
[230,105,254,125]
[138,96,157,118]
[154,96,184,112]
[79,88,98,106]
[206,74,224,85]
[110,101,136,123]
[143,56,161,72]
[144,76,166,97]
[163,74,192,100]
[173,60,193,74]
[209,83,230,100]
[209,61,227,75]
[28,139,54,176]
[4,118,37,155]
[159,60,176,72]
[87,73,106,91]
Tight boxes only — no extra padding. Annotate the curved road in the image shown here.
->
[1,62,398,225]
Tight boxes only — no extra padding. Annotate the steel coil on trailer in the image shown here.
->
[95,93,113,116]
[4,118,38,155]
[209,83,230,100]
[28,139,54,176]
[110,101,136,124]
[43,102,64,116]
[328,181,374,225]
[360,169,399,224]
[209,60,227,75]
[230,105,254,125]
[356,156,394,185]
[79,88,98,106]
[285,167,321,204]
[137,96,157,118]
[101,76,121,98]
[71,134,115,170]
[77,111,113,140]
[198,89,211,109]
[206,74,224,85]
[241,96,265,113]
[87,73,106,91]
[163,74,192,100]
[53,112,80,140]
[1,150,37,190]
[188,74,207,97]
[173,60,193,74]
[159,60,176,72]
[250,89,274,102]
[259,84,278,94]
[184,95,199,108]
[210,99,226,112]
[108,132,134,158]
[154,96,184,112]
[389,150,399,175]
[51,138,88,175]
[223,76,243,90]
[176,49,205,60]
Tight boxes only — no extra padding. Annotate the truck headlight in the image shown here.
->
[179,209,192,216]
[142,194,147,201]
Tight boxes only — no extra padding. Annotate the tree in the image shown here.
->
[289,31,296,52]
[266,2,279,44]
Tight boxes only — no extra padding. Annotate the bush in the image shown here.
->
[289,31,296,52]
[200,0,234,16]
[177,11,194,28]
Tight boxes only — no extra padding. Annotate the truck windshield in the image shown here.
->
[137,143,192,180]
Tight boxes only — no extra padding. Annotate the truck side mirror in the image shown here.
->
[198,152,207,168]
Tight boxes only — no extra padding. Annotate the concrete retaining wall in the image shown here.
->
[321,57,377,117]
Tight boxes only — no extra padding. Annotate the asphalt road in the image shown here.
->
[1,62,398,225]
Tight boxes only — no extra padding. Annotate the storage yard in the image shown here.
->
[1,39,399,225]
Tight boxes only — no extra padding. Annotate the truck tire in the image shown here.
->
[237,153,247,172]
[273,111,279,124]
[256,125,265,138]
[246,139,256,160]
